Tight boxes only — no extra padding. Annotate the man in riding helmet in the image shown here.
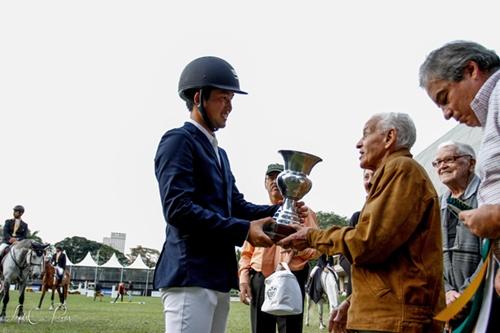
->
[154,56,282,333]
[0,205,29,258]
[51,245,67,284]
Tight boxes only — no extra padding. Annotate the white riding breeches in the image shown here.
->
[0,243,8,255]
[160,287,230,333]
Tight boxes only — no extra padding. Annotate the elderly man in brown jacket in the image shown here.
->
[279,113,445,333]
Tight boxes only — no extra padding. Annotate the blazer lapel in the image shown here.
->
[184,123,223,176]
[219,149,232,214]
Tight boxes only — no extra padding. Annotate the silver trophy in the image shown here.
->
[265,150,322,241]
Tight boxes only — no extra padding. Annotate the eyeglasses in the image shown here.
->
[431,155,471,168]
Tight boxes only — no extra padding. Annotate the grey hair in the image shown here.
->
[419,41,500,88]
[373,112,416,150]
[437,140,476,159]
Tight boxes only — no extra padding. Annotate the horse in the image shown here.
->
[304,263,340,330]
[37,259,70,310]
[0,239,48,322]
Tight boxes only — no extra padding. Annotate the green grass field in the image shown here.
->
[0,291,327,333]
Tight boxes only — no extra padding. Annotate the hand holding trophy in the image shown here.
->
[264,150,322,241]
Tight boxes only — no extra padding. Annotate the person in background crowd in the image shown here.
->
[113,282,125,303]
[52,245,67,284]
[331,169,373,331]
[433,141,482,329]
[52,245,68,305]
[93,281,103,302]
[239,163,319,333]
[338,169,373,297]
[420,41,500,331]
[279,113,445,333]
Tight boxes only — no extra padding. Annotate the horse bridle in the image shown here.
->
[10,248,45,278]
[27,249,45,279]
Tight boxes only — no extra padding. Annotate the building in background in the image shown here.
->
[103,232,126,253]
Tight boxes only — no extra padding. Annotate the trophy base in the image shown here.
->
[263,223,297,242]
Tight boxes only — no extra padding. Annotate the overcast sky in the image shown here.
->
[1,1,498,253]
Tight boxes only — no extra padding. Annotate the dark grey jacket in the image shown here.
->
[440,174,482,293]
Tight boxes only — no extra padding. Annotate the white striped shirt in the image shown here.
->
[471,68,500,258]
[471,69,500,206]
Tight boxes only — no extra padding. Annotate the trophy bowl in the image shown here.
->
[264,150,322,241]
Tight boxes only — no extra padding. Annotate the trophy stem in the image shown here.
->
[273,198,300,225]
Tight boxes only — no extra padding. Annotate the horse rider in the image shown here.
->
[51,245,67,284]
[0,205,29,263]
[306,254,335,305]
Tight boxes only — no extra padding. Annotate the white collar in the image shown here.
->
[187,119,217,146]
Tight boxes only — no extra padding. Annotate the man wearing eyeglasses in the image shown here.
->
[433,141,482,330]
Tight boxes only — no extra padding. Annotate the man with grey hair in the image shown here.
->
[420,41,500,331]
[433,141,482,329]
[279,113,445,332]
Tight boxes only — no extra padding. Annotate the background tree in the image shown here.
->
[126,245,160,267]
[316,211,349,229]
[56,236,128,265]
[308,211,349,267]
[27,230,43,243]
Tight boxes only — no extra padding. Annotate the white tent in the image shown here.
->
[125,255,154,295]
[100,253,125,282]
[100,253,124,268]
[64,251,74,266]
[73,252,98,267]
[126,255,151,270]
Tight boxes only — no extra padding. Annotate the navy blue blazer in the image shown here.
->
[154,122,278,292]
[3,219,29,243]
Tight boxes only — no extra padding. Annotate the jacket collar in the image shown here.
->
[375,148,412,172]
[471,69,500,127]
[440,174,481,208]
[183,122,224,175]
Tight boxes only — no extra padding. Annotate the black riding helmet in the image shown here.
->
[178,56,247,131]
[13,205,24,213]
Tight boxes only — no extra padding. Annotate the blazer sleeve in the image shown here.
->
[3,221,12,241]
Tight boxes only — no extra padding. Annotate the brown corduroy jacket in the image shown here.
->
[308,149,445,332]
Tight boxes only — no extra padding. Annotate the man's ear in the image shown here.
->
[193,91,201,106]
[465,60,481,80]
[385,128,397,148]
[469,158,476,172]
